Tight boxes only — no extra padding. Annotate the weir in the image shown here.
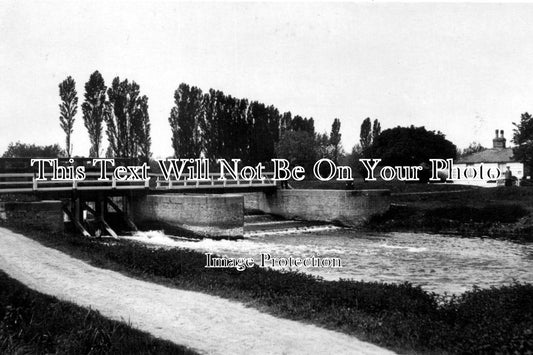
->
[243,189,391,227]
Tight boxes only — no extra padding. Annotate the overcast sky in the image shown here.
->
[2,1,533,158]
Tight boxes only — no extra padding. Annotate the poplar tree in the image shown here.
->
[133,95,152,162]
[329,118,342,163]
[82,71,106,157]
[58,76,78,157]
[372,119,381,142]
[169,83,203,158]
[360,117,372,152]
[201,89,219,161]
[105,77,151,159]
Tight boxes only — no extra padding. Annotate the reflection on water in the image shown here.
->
[123,229,533,294]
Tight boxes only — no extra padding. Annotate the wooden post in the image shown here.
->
[108,195,138,232]
[74,196,82,225]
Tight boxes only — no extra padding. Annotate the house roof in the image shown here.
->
[456,147,516,164]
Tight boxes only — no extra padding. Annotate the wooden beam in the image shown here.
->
[62,204,91,238]
[106,196,138,232]
[101,218,119,239]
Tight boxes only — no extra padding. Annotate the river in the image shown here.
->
[124,226,533,295]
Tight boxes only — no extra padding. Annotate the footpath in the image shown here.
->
[0,227,394,355]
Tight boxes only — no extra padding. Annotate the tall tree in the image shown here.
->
[329,118,342,164]
[201,89,219,161]
[168,83,203,158]
[359,117,372,152]
[512,112,533,175]
[372,119,381,142]
[58,76,78,157]
[105,77,151,159]
[133,95,152,162]
[247,102,281,164]
[82,71,107,157]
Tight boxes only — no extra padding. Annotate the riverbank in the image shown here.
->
[365,186,533,241]
[2,225,532,354]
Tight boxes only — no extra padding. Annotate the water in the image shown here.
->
[123,228,533,295]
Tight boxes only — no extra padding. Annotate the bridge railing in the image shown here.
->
[152,172,277,190]
[0,172,148,194]
[0,173,34,193]
[0,171,277,194]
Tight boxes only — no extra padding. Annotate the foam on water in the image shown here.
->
[121,229,533,294]
[246,224,342,237]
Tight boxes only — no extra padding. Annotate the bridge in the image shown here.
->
[0,158,277,238]
[0,158,276,196]
[0,158,391,240]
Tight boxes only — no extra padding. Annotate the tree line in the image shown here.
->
[16,70,533,184]
[56,71,152,161]
[27,76,346,169]
[168,83,343,169]
[3,73,466,179]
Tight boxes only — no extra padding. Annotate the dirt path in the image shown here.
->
[0,227,394,355]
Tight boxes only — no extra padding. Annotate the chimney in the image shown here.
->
[493,129,506,149]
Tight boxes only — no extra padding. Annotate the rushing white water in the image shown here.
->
[122,227,533,295]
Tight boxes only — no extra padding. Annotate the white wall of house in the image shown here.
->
[451,162,523,187]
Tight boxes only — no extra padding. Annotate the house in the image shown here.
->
[453,130,524,187]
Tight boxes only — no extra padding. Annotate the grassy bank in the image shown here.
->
[5,226,533,354]
[0,270,197,354]
[364,186,533,241]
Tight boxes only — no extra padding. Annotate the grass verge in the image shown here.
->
[4,225,533,354]
[0,270,197,355]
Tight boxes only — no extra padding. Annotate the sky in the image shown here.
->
[2,1,533,158]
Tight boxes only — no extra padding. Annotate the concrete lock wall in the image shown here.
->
[131,194,244,238]
[0,200,64,233]
[243,189,390,227]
